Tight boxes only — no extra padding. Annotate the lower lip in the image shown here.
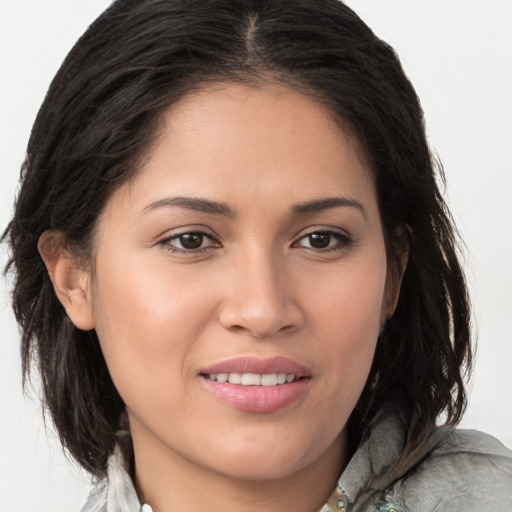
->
[201,378,310,413]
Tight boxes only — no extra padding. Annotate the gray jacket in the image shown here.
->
[81,410,512,512]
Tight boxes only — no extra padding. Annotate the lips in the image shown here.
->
[199,357,311,413]
[201,356,310,377]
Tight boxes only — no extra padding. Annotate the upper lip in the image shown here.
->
[200,356,310,377]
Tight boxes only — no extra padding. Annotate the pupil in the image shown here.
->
[309,233,330,248]
[180,233,203,249]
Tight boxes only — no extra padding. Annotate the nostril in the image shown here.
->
[218,290,305,338]
[224,321,300,339]
[229,324,247,333]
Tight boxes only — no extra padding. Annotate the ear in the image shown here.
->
[381,225,410,324]
[38,230,95,331]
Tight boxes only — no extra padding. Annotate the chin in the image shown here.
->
[213,453,312,482]
[199,431,339,483]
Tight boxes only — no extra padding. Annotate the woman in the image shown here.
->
[3,0,511,510]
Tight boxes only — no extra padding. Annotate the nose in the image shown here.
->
[218,250,304,339]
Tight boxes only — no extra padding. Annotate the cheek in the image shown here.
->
[89,253,217,400]
[307,255,387,336]
[304,256,387,395]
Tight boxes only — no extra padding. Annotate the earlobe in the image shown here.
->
[38,230,95,331]
[382,226,410,322]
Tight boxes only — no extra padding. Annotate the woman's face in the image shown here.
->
[85,83,398,482]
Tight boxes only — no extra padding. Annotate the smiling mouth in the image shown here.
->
[205,372,299,386]
[199,357,311,411]
[200,372,310,413]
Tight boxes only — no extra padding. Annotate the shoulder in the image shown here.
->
[389,428,512,511]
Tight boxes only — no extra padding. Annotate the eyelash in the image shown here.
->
[292,229,353,252]
[158,228,353,254]
[159,230,220,253]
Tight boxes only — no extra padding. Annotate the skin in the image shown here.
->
[40,82,405,512]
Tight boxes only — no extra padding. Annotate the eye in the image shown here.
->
[159,231,221,253]
[293,230,352,251]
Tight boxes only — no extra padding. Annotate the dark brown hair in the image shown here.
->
[4,0,472,477]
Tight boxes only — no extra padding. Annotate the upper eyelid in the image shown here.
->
[292,225,351,241]
[157,226,219,241]
[167,229,215,239]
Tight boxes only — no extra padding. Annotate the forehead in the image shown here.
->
[157,81,370,167]
[104,82,377,220]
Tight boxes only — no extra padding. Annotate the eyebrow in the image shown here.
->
[142,195,366,218]
[292,197,366,218]
[143,196,235,216]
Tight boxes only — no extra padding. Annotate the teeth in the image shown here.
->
[261,374,277,386]
[228,373,242,384]
[241,373,261,385]
[207,372,297,386]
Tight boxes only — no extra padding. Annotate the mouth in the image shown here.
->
[199,357,311,413]
[204,372,299,386]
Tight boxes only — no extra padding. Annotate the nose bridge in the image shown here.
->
[218,242,303,337]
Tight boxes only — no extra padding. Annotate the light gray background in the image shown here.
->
[1,1,511,510]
